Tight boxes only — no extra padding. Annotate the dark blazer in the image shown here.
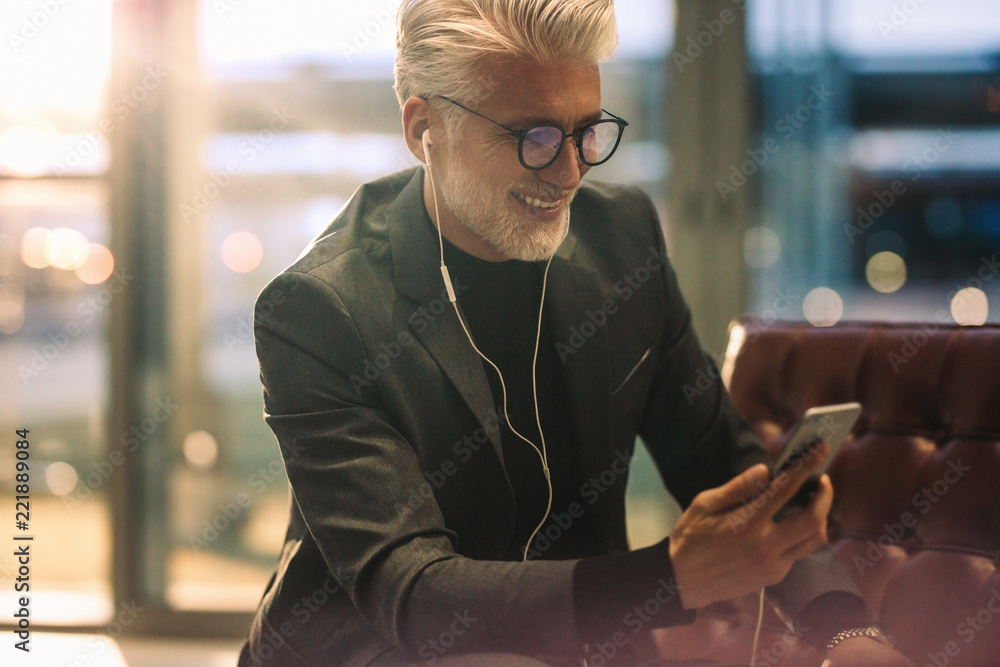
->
[239,168,859,666]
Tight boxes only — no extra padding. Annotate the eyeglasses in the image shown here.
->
[436,96,629,171]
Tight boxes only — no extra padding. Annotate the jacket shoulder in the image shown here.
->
[255,169,423,304]
[574,180,656,218]
[568,180,663,267]
[285,168,419,278]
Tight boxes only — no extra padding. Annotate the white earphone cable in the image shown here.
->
[750,587,765,667]
[424,133,553,563]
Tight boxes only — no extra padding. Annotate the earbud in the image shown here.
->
[421,128,432,166]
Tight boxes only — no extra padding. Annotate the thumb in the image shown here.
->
[695,464,771,514]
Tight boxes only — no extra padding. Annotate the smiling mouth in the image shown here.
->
[512,192,561,209]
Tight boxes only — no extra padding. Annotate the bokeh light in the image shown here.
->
[221,231,263,273]
[45,461,80,497]
[803,287,844,327]
[866,251,907,293]
[75,243,115,284]
[45,227,89,270]
[0,299,26,334]
[950,287,988,326]
[743,226,782,269]
[183,430,219,470]
[20,227,51,268]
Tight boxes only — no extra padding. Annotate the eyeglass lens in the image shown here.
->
[522,122,621,168]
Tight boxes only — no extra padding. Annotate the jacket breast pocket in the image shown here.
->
[611,346,653,398]
[610,346,654,437]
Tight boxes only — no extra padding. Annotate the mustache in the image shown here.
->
[511,182,569,200]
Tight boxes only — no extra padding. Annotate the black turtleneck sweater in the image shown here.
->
[439,235,601,562]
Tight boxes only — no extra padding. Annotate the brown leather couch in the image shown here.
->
[653,319,1000,667]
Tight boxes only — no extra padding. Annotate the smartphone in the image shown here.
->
[772,402,862,519]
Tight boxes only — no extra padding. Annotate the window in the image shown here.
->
[0,0,115,626]
[744,0,1000,326]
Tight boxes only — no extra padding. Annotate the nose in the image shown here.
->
[541,136,588,192]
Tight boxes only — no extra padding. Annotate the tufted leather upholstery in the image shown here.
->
[653,320,1000,666]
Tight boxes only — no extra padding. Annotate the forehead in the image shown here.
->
[476,57,602,125]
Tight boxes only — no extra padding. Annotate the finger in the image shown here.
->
[694,464,771,514]
[759,440,831,521]
[811,473,834,517]
[775,475,833,554]
[781,529,828,563]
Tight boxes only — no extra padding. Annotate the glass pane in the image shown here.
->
[165,185,355,611]
[0,0,114,625]
[0,180,113,624]
[744,0,1000,326]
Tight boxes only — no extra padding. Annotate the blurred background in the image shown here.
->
[0,0,997,663]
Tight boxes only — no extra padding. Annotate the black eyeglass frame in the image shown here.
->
[434,95,629,171]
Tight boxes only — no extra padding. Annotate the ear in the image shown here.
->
[403,97,437,165]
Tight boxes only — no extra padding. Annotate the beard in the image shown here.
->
[436,147,575,262]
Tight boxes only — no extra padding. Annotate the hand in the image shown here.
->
[668,443,833,610]
[825,636,915,665]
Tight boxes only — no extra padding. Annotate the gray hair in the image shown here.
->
[394,0,618,122]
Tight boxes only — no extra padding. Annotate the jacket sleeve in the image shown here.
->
[631,192,865,625]
[254,269,583,659]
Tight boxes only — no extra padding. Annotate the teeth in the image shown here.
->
[516,193,559,209]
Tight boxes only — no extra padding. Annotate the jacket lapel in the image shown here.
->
[389,169,505,465]
[545,243,616,547]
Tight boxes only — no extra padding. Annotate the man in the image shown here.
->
[239,1,914,665]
